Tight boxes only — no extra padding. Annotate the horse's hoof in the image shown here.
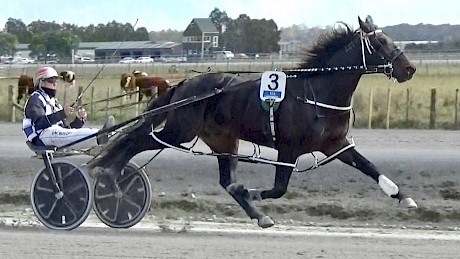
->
[400,197,417,208]
[258,216,274,228]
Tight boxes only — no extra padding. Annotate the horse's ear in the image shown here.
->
[358,16,372,33]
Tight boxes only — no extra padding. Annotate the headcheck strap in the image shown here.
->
[359,29,382,69]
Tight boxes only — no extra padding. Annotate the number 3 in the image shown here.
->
[268,73,279,90]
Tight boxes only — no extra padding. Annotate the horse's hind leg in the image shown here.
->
[336,147,417,208]
[217,155,275,228]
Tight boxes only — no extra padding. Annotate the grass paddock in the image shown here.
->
[1,62,460,129]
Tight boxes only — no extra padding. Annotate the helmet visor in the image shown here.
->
[44,76,59,83]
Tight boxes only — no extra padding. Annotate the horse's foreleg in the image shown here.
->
[337,147,417,208]
[218,155,275,228]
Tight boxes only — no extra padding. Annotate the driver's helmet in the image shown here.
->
[33,67,59,88]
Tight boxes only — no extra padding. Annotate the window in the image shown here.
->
[213,36,218,47]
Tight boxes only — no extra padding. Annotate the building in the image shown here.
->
[14,41,183,63]
[182,18,219,60]
[92,41,183,62]
[12,18,221,63]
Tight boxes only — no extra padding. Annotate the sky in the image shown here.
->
[1,0,460,32]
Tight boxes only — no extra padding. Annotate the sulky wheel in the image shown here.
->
[93,161,152,228]
[30,161,93,230]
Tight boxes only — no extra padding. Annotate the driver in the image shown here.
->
[22,66,114,150]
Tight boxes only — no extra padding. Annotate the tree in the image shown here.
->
[28,20,62,35]
[5,18,31,43]
[209,8,229,47]
[149,29,182,42]
[0,32,18,56]
[209,7,229,33]
[28,31,80,60]
[223,14,280,54]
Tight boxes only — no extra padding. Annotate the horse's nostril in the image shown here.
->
[406,66,416,77]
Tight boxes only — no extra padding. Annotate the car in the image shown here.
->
[135,56,154,63]
[215,50,234,60]
[234,53,248,59]
[78,57,95,63]
[13,57,35,64]
[119,57,137,64]
[156,56,187,63]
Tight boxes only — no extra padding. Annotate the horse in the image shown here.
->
[88,17,417,228]
[120,72,171,101]
[17,70,75,103]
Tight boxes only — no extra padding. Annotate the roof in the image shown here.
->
[18,41,182,51]
[93,41,182,50]
[185,18,219,33]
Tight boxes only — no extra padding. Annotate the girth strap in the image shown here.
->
[261,99,279,142]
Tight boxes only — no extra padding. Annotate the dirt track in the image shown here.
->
[1,123,460,258]
[1,122,460,228]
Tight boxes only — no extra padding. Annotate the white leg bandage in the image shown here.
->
[378,175,399,197]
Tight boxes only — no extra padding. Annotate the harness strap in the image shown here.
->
[295,138,356,172]
[302,98,352,111]
[268,99,276,142]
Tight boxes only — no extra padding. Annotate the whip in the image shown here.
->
[70,18,139,107]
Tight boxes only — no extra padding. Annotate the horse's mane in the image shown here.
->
[297,23,355,68]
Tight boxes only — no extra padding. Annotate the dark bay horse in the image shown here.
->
[88,17,417,228]
[17,71,75,103]
[120,71,171,101]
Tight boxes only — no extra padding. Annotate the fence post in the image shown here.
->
[405,88,410,127]
[77,86,83,107]
[7,85,15,122]
[136,86,140,116]
[63,81,67,105]
[455,89,458,130]
[429,88,437,129]
[386,88,392,129]
[119,87,124,119]
[368,87,373,129]
[90,85,95,119]
[152,84,158,98]
[106,87,111,119]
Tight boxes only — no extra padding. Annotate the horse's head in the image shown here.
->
[357,17,416,82]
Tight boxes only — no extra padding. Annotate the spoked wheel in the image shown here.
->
[93,162,152,228]
[30,161,93,230]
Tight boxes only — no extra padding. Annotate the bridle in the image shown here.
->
[290,27,406,116]
[359,28,404,79]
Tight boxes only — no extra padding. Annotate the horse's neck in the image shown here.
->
[312,46,364,103]
[304,74,359,107]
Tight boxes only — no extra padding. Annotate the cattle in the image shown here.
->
[17,71,76,103]
[120,71,171,101]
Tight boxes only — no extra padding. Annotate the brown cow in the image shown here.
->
[120,72,171,101]
[17,71,76,103]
